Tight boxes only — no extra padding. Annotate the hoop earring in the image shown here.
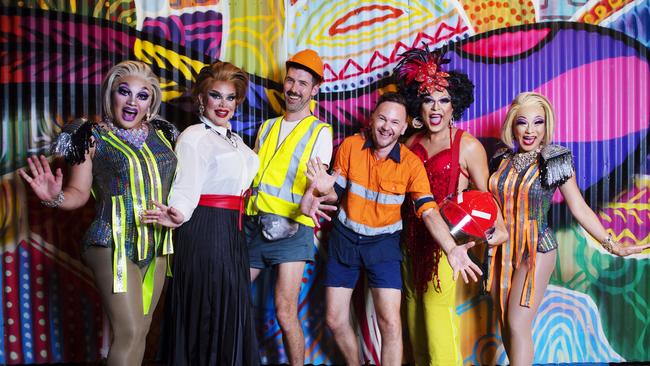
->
[198,103,205,115]
[411,116,423,129]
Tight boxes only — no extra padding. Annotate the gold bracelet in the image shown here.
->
[600,234,616,254]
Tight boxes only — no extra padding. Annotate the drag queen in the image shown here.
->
[143,61,260,366]
[487,92,649,365]
[395,47,507,365]
[20,60,178,365]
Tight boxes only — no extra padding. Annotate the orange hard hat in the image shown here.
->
[286,49,324,80]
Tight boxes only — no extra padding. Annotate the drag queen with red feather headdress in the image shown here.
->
[394,46,507,366]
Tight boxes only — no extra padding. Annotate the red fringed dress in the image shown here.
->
[402,128,467,366]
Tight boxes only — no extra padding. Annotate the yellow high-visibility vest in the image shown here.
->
[245,115,332,227]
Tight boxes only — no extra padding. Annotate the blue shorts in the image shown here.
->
[325,255,402,289]
[244,216,315,269]
[324,222,402,289]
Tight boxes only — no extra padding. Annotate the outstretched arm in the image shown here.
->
[19,154,93,210]
[560,175,649,256]
[421,208,483,283]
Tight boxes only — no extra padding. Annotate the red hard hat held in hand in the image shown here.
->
[439,190,498,244]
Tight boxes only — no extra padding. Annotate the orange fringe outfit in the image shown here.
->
[486,145,574,317]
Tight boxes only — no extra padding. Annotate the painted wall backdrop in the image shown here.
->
[1,0,649,364]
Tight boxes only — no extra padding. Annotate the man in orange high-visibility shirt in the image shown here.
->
[300,92,482,366]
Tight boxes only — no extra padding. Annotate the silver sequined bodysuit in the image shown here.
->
[83,125,177,267]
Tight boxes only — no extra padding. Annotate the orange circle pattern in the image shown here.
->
[461,0,536,32]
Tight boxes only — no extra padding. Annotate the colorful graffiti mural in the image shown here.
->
[1,0,648,364]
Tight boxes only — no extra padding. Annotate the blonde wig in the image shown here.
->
[500,92,556,149]
[101,60,162,121]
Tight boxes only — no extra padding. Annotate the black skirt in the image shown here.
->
[161,205,259,366]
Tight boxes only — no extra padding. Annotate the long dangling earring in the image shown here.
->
[411,116,424,129]
[145,110,151,122]
[449,117,455,129]
[199,103,205,116]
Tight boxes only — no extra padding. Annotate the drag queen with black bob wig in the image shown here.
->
[19,60,178,365]
[395,46,507,366]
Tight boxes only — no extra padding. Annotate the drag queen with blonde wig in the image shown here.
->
[487,91,649,365]
[20,60,178,365]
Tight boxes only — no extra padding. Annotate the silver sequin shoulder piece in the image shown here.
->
[539,144,574,189]
[50,117,96,165]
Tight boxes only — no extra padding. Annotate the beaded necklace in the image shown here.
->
[104,118,149,148]
[512,145,542,173]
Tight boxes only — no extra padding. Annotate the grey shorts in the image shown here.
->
[244,216,315,269]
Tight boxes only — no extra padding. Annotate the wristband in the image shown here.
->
[41,191,64,208]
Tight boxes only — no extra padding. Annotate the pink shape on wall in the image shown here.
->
[462,56,650,143]
[462,28,551,58]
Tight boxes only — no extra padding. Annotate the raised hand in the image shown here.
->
[300,182,338,228]
[18,155,63,201]
[446,241,483,283]
[142,201,185,228]
[305,157,339,195]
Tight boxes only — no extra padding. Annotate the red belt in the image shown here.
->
[198,191,249,230]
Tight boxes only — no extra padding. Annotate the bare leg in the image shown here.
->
[505,251,557,366]
[83,247,166,366]
[371,288,403,366]
[275,261,306,365]
[325,287,359,365]
[490,250,511,355]
[133,256,167,362]
[250,267,262,282]
[495,285,513,360]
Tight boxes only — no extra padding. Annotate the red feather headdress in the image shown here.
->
[395,46,450,95]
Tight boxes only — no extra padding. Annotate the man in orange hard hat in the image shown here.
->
[245,49,333,365]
